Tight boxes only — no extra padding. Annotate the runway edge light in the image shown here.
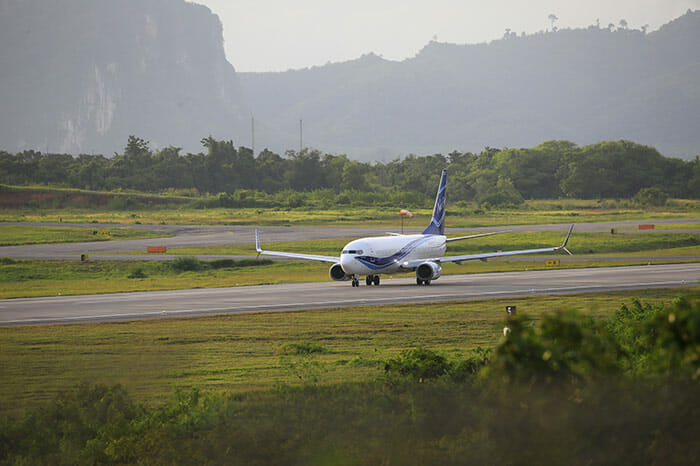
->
[504,305,516,336]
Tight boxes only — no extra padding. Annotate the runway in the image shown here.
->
[1,263,698,326]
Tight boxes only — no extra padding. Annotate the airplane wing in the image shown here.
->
[401,225,574,269]
[445,231,509,242]
[255,229,339,263]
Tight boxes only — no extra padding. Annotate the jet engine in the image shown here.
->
[416,262,442,281]
[329,263,352,281]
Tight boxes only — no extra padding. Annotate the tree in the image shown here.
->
[619,18,628,30]
[200,136,237,193]
[633,187,668,207]
[341,161,367,191]
[548,14,558,31]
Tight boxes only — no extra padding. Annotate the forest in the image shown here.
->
[1,137,699,207]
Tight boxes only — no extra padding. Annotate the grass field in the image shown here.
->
[166,230,700,256]
[2,200,699,228]
[1,287,695,418]
[0,225,171,246]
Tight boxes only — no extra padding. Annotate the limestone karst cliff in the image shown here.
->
[0,0,247,155]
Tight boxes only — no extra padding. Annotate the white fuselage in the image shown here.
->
[339,234,447,276]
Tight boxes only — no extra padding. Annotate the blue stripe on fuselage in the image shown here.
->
[354,236,433,271]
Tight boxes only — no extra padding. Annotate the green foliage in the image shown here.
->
[384,347,452,381]
[170,256,205,272]
[3,376,700,464]
[208,258,273,269]
[634,186,669,207]
[169,257,274,273]
[2,137,699,204]
[605,298,664,373]
[1,383,143,465]
[384,347,490,382]
[644,296,700,378]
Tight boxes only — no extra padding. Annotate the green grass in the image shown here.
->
[165,230,700,257]
[0,225,171,246]
[0,258,298,298]
[2,199,699,227]
[1,287,695,417]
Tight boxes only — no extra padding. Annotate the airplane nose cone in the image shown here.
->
[340,254,354,272]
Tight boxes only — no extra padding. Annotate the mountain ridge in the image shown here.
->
[239,10,700,160]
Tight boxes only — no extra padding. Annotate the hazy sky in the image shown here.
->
[194,0,700,72]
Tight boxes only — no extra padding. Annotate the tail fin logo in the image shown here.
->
[422,169,447,236]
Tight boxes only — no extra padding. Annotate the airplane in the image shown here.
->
[255,169,573,287]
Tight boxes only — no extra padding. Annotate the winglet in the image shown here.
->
[255,228,262,256]
[559,224,574,255]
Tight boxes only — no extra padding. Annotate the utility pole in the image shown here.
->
[251,115,255,156]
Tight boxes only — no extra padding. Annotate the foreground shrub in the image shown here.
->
[3,379,700,465]
[384,347,452,381]
[484,310,623,387]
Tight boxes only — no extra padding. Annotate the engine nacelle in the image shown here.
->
[329,263,352,281]
[416,262,442,281]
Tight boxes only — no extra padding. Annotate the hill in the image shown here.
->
[239,10,700,161]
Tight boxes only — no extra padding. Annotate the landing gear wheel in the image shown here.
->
[373,275,380,286]
[366,275,373,286]
[352,278,359,287]
[416,278,431,286]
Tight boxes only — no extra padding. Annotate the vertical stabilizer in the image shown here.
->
[422,169,447,235]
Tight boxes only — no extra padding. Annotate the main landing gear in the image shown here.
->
[352,275,380,287]
[416,277,431,286]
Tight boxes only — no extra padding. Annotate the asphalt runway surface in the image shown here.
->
[1,218,698,260]
[2,263,698,326]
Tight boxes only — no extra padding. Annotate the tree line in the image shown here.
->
[1,137,699,205]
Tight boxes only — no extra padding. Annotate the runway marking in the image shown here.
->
[1,279,692,325]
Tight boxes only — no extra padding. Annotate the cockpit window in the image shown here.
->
[342,250,363,255]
